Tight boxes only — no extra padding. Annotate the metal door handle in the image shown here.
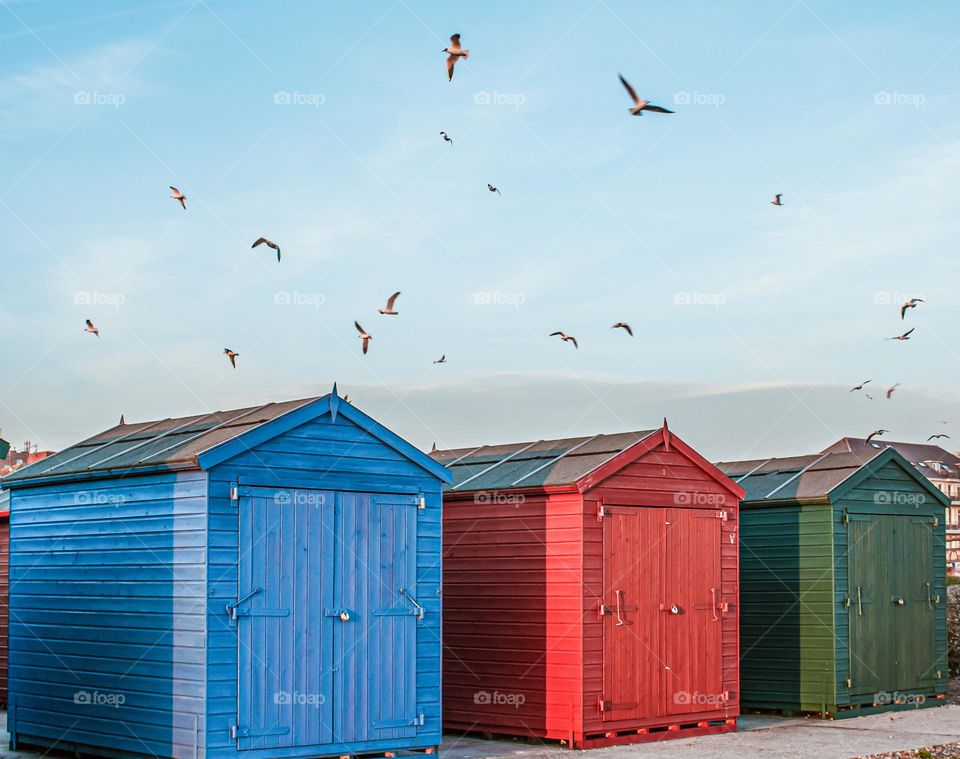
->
[399,588,424,620]
[894,597,904,606]
[711,588,719,621]
[857,586,862,616]
[615,590,630,626]
[226,587,262,619]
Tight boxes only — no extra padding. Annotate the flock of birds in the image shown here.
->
[76,33,951,453]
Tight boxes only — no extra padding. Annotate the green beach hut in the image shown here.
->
[717,447,949,717]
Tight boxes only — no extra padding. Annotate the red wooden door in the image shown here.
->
[601,506,725,722]
[660,508,724,716]
[601,506,663,722]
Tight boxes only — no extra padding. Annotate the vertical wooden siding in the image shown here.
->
[205,412,443,759]
[442,491,584,741]
[9,471,207,759]
[738,503,835,712]
[834,459,948,706]
[584,446,739,735]
[0,517,8,707]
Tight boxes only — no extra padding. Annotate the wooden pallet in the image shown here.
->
[339,747,437,759]
[745,692,946,720]
[578,718,737,749]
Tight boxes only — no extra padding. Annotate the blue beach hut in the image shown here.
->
[0,389,450,759]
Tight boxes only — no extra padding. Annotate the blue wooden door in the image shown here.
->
[333,492,421,744]
[236,488,420,750]
[236,487,335,750]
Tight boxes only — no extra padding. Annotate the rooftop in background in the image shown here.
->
[717,449,889,502]
[0,442,55,478]
[431,430,658,491]
[1,397,320,485]
[821,437,960,479]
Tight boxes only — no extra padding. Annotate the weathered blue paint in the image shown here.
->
[2,392,449,759]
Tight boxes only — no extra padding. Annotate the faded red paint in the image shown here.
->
[442,429,743,748]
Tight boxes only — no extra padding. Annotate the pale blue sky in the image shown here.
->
[2,0,959,459]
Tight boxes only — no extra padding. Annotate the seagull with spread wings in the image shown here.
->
[865,429,889,445]
[378,292,401,315]
[900,298,924,319]
[550,331,578,349]
[771,193,783,206]
[84,319,100,337]
[487,183,501,195]
[223,348,239,369]
[928,433,951,442]
[433,354,447,364]
[443,34,469,81]
[886,383,900,399]
[355,321,372,355]
[169,186,186,209]
[618,73,674,116]
[440,131,453,145]
[611,322,633,336]
[252,237,281,262]
[850,380,872,392]
[887,328,915,341]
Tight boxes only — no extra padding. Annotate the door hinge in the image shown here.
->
[716,510,728,520]
[413,713,425,727]
[841,510,849,525]
[230,725,289,740]
[845,678,852,688]
[597,502,608,521]
[843,596,851,608]
[418,495,426,510]
[231,485,239,501]
[936,670,942,679]
[932,517,939,527]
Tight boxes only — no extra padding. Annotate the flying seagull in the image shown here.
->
[433,354,447,364]
[885,383,900,399]
[618,73,674,116]
[487,183,501,195]
[850,380,872,392]
[223,348,238,369]
[549,331,578,349]
[443,34,469,81]
[886,327,915,341]
[900,298,924,319]
[865,429,889,445]
[252,237,281,262]
[771,193,783,207]
[928,433,951,442]
[355,321,372,355]
[378,291,401,315]
[169,186,186,209]
[864,394,875,401]
[439,131,453,145]
[611,322,633,336]
[84,319,100,337]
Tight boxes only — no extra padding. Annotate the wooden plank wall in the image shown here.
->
[0,516,8,707]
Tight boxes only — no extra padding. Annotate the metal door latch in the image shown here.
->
[399,587,425,619]
[226,587,262,619]
[339,610,350,622]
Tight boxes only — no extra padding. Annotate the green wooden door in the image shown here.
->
[847,513,939,698]
[893,516,938,691]
[847,514,892,697]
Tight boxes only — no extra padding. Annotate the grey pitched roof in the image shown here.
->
[1,397,320,485]
[822,437,960,478]
[716,450,883,502]
[430,430,657,491]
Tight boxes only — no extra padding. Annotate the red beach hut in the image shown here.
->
[432,422,744,748]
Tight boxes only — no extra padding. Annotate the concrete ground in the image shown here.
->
[439,707,960,758]
[0,708,958,758]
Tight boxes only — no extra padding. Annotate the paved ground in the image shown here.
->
[0,708,958,758]
[439,707,960,759]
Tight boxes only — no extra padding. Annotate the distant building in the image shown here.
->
[0,441,55,478]
[822,437,960,573]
